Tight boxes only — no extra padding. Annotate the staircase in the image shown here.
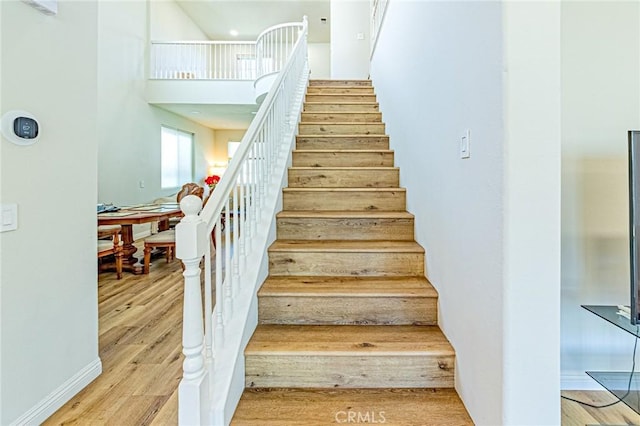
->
[231,80,472,425]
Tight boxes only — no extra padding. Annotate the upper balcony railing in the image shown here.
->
[150,41,257,80]
[150,21,306,82]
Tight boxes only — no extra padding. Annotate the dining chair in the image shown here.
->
[167,182,205,229]
[143,183,204,273]
[98,227,123,279]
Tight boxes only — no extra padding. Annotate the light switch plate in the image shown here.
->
[1,203,18,232]
[460,130,470,159]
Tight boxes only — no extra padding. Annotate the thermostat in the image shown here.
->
[1,110,40,146]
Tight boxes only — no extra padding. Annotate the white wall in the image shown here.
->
[330,0,369,79]
[0,1,100,423]
[214,129,247,163]
[561,1,640,388]
[150,0,209,41]
[308,43,330,79]
[502,2,561,423]
[371,1,561,424]
[97,1,215,205]
[371,2,504,423]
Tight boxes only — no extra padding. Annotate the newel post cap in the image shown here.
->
[176,195,206,259]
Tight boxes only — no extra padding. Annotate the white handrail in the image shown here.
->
[256,21,305,81]
[370,0,389,57]
[175,16,309,425]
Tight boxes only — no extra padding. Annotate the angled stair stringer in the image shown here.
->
[230,80,473,425]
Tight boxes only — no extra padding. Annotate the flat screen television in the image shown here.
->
[628,130,640,324]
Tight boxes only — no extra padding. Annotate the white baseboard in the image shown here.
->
[10,358,102,425]
[561,372,607,391]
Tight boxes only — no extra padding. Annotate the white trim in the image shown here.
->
[10,358,102,425]
[561,372,607,391]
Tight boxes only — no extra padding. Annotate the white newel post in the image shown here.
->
[176,195,211,425]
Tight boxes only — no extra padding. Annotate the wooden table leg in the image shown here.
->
[119,225,145,274]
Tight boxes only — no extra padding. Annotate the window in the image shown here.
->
[228,140,256,184]
[161,126,193,189]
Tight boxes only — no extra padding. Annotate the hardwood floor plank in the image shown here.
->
[43,254,185,426]
[561,390,640,425]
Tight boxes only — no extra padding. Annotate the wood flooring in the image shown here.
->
[43,254,183,426]
[40,252,640,424]
[561,390,640,425]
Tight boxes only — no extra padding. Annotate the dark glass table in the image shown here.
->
[582,305,640,414]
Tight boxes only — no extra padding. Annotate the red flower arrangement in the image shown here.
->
[204,175,221,190]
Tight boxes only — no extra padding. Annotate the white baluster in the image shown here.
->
[214,214,224,351]
[224,197,233,318]
[239,167,247,271]
[232,184,240,295]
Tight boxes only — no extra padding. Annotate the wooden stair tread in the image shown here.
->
[232,388,473,426]
[305,99,377,103]
[283,187,404,193]
[269,240,423,253]
[310,79,372,82]
[293,149,392,153]
[304,102,379,106]
[301,112,381,115]
[259,276,437,298]
[277,210,413,219]
[307,85,374,89]
[245,325,453,355]
[296,134,387,139]
[300,121,382,125]
[289,166,397,170]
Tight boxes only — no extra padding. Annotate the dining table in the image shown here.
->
[97,204,182,275]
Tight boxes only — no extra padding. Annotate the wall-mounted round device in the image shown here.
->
[1,110,40,146]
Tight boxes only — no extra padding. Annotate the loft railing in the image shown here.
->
[150,21,305,81]
[256,21,305,80]
[175,17,308,425]
[150,41,256,80]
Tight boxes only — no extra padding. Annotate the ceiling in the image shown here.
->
[176,0,331,43]
[157,103,259,129]
[166,1,331,130]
